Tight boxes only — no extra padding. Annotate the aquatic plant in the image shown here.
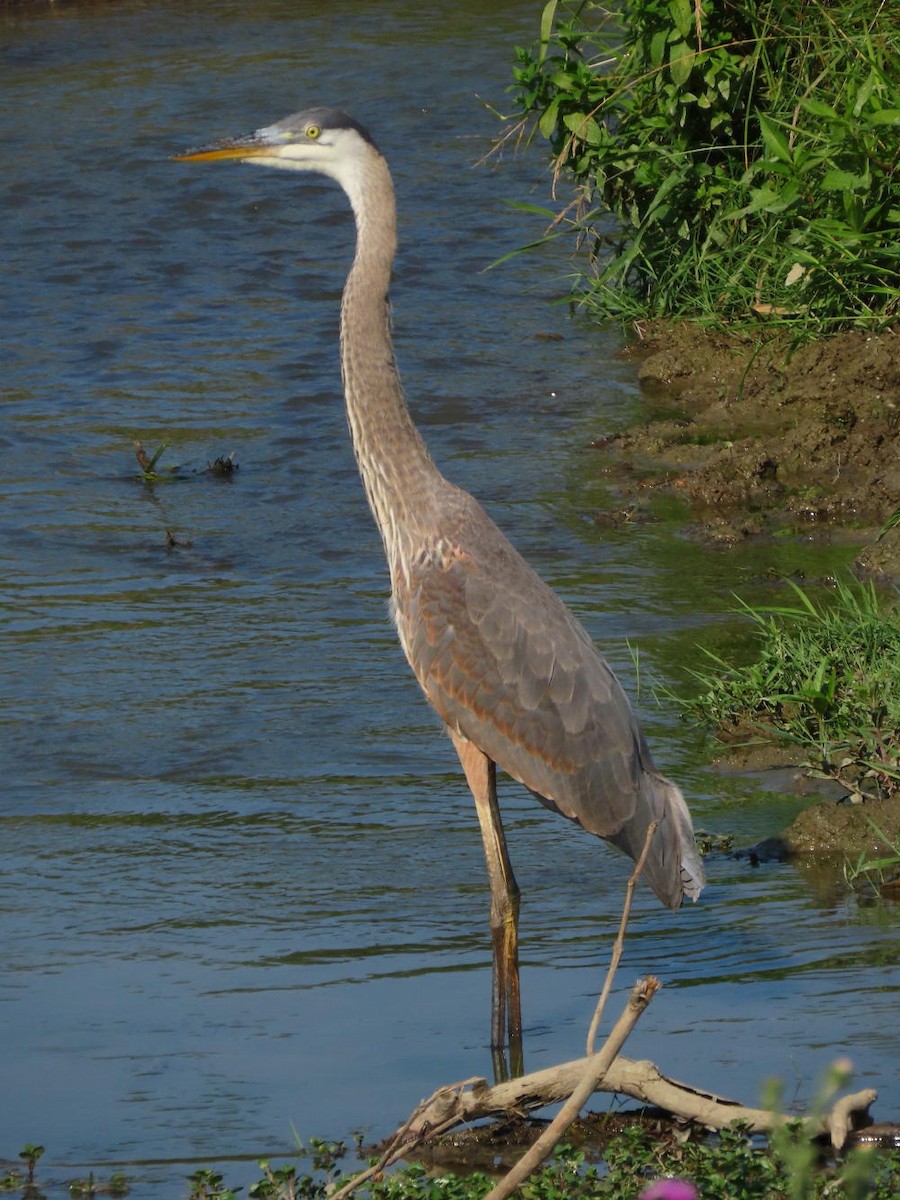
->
[6,1129,900,1200]
[194,1130,900,1200]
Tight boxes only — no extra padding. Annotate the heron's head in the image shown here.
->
[174,107,380,186]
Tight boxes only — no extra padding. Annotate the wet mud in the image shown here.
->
[594,322,900,576]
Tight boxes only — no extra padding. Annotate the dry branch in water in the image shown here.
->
[481,977,660,1200]
[405,1055,876,1148]
[329,1053,876,1200]
[330,824,877,1200]
[828,1088,880,1151]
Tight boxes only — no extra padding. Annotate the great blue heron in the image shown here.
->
[175,107,704,1064]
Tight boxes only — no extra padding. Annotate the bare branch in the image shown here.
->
[404,1054,876,1143]
[828,1089,879,1150]
[587,819,659,1056]
[480,978,659,1200]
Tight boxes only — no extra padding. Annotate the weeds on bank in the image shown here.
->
[677,577,900,807]
[506,0,900,329]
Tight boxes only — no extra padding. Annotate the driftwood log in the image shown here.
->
[329,989,876,1200]
[331,1048,877,1200]
[406,1054,877,1149]
[329,844,878,1200]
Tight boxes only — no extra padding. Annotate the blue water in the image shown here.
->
[2,2,898,1196]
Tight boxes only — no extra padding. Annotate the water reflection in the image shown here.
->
[2,0,898,1195]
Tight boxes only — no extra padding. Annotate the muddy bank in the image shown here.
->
[601,322,900,855]
[597,322,900,575]
[784,791,900,860]
[718,747,900,870]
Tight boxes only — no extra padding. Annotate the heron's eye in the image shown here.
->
[305,123,321,140]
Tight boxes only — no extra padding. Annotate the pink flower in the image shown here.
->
[639,1180,699,1200]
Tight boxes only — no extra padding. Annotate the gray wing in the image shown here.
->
[393,491,704,907]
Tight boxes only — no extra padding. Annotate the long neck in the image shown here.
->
[338,150,441,573]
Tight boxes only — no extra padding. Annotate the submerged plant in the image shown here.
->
[7,1128,898,1200]
[68,1172,130,1198]
[18,1147,43,1186]
[133,439,171,482]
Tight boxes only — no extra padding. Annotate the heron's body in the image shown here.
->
[177,108,704,1059]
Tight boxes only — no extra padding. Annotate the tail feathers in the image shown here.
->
[607,772,705,910]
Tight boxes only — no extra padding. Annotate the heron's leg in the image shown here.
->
[447,728,523,1076]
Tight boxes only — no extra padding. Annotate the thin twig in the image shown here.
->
[586,819,659,1056]
[480,977,660,1200]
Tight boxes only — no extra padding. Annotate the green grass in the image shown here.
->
[505,0,900,330]
[843,817,900,896]
[677,577,900,802]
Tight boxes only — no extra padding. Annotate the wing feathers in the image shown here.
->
[392,492,704,906]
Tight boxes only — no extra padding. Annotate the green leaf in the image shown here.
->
[563,111,603,145]
[867,108,900,126]
[821,169,867,192]
[549,69,576,90]
[758,113,793,164]
[668,0,693,39]
[146,440,170,472]
[874,507,900,543]
[852,67,878,118]
[538,0,559,64]
[668,41,693,87]
[650,28,668,68]
[800,97,840,122]
[502,199,560,218]
[724,184,794,218]
[538,97,561,139]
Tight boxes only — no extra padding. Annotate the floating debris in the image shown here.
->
[208,451,238,477]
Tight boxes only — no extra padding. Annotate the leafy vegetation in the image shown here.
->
[176,1130,900,1200]
[507,0,900,328]
[6,1124,900,1199]
[0,1147,127,1197]
[192,1129,899,1200]
[677,577,900,803]
[68,1172,130,1197]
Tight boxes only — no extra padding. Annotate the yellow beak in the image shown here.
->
[173,140,272,163]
